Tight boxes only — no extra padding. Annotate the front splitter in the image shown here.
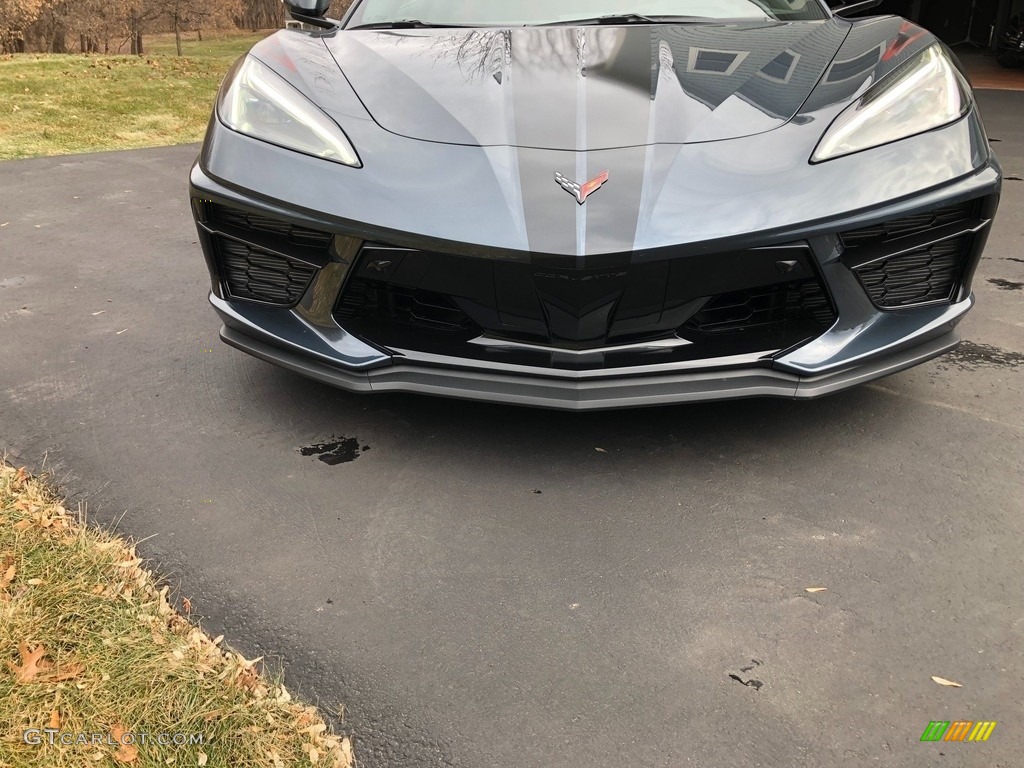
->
[220,325,960,411]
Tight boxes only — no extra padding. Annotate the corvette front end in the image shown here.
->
[191,10,1001,410]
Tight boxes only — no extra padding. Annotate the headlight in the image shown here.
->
[812,45,970,163]
[218,56,361,167]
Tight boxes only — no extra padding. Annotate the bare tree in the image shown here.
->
[239,0,282,31]
[188,0,242,46]
[150,0,240,55]
[7,0,307,54]
[123,1,162,54]
[0,0,44,52]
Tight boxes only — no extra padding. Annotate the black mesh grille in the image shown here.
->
[206,203,333,249]
[334,243,838,367]
[853,237,967,308]
[336,278,477,334]
[840,201,977,250]
[684,280,835,334]
[218,236,317,306]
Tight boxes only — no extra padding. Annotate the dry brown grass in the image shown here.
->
[0,462,354,767]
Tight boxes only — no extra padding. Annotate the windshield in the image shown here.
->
[344,0,830,28]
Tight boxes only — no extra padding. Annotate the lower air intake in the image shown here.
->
[217,236,317,306]
[336,278,478,334]
[206,203,333,249]
[683,280,835,334]
[839,201,978,250]
[853,237,967,308]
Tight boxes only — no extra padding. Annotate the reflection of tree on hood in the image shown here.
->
[378,27,622,84]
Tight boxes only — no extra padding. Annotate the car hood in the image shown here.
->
[323,21,850,150]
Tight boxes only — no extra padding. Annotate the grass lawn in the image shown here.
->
[0,462,353,767]
[0,31,272,160]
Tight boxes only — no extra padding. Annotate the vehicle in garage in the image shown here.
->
[997,13,1024,67]
[191,0,1002,410]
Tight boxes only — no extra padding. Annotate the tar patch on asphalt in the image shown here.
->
[299,437,369,465]
[988,277,1024,291]
[938,341,1024,371]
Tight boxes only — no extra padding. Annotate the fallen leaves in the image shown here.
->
[40,662,86,683]
[111,725,139,763]
[14,497,36,512]
[0,462,356,768]
[931,676,963,688]
[804,587,827,593]
[0,562,15,590]
[9,491,72,531]
[6,642,85,684]
[277,685,292,705]
[339,737,354,765]
[8,642,47,683]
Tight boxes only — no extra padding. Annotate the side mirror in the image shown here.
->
[284,0,331,20]
[829,0,883,16]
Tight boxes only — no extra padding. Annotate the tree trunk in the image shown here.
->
[174,18,182,56]
[197,29,203,41]
[50,16,67,53]
[136,32,144,55]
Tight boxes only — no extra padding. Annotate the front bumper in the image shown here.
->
[192,156,1000,410]
[194,71,1010,411]
[218,318,962,410]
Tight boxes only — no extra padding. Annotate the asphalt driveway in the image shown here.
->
[1,91,1021,768]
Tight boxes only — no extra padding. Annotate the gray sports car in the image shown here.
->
[190,0,1001,410]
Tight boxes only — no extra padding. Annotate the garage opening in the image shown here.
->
[853,0,1024,86]
[860,1,1021,47]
